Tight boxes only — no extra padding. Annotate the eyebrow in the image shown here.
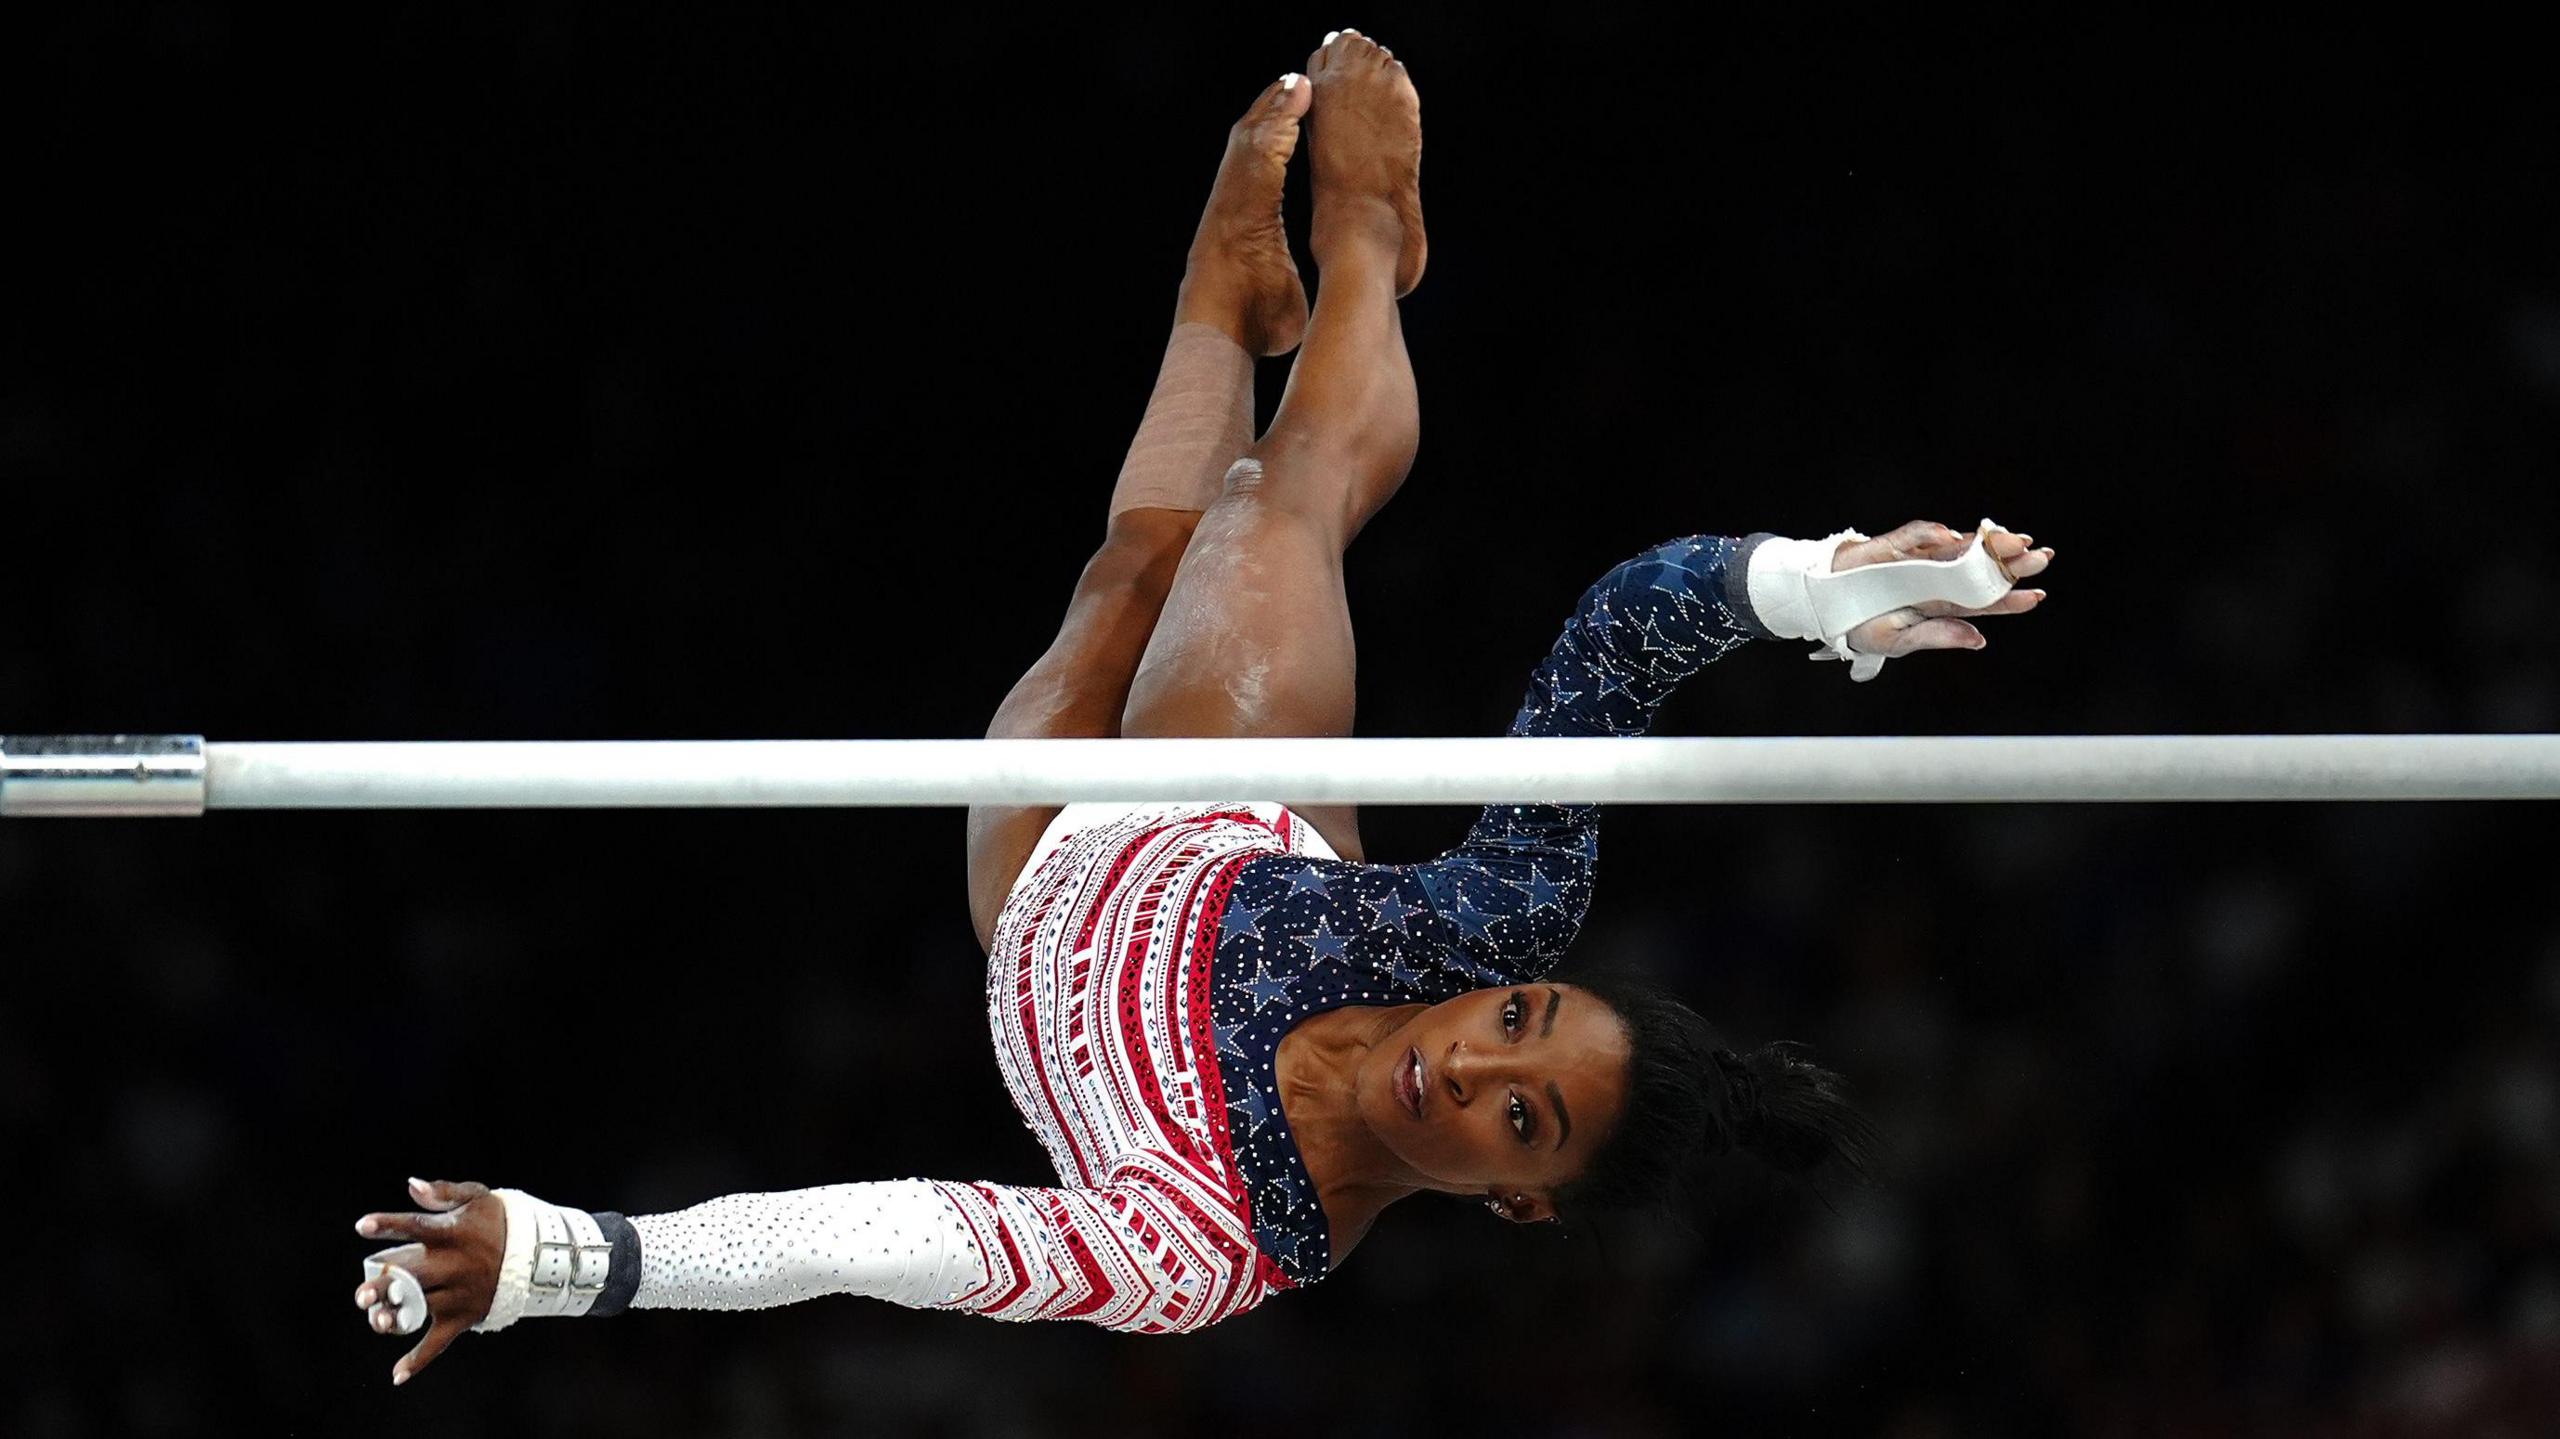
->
[1541,987,1561,1038]
[1547,1080,1572,1150]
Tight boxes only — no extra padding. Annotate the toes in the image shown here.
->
[1312,28,1384,72]
[1247,72,1311,127]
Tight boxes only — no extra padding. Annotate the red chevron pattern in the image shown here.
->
[947,801,1326,1332]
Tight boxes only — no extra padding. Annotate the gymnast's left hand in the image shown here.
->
[350,1177,504,1385]
[1830,519,2054,657]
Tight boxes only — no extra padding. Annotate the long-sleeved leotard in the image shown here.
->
[600,534,1776,1328]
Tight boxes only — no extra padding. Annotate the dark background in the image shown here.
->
[7,8,2557,1436]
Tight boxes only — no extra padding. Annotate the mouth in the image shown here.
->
[1396,1045,1424,1119]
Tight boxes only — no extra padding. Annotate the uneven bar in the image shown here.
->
[6,735,2559,815]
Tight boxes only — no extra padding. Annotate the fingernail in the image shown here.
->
[358,1287,376,1306]
[407,1176,426,1190]
[1281,73,1298,91]
[355,1218,378,1236]
[1324,31,1340,44]
[393,1368,409,1386]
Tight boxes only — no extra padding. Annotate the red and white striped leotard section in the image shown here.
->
[626,801,1333,1332]
[966,799,1337,1331]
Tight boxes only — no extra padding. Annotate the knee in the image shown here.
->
[1204,454,1341,545]
[1220,443,1401,548]
[1083,508,1199,600]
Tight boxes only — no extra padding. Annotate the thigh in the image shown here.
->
[966,511,1197,952]
[1120,487,1367,861]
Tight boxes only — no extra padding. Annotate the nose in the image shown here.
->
[1442,1039,1505,1105]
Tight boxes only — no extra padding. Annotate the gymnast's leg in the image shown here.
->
[964,74,1313,952]
[1120,31,1427,863]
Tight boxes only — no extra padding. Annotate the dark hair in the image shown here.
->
[1556,970,1883,1215]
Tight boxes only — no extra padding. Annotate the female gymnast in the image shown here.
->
[350,30,2055,1384]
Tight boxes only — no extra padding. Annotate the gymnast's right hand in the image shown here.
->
[351,1177,504,1385]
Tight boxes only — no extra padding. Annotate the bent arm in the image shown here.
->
[1411,532,1770,966]
[1230,534,1771,996]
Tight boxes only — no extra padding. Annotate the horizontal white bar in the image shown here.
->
[164,735,2560,809]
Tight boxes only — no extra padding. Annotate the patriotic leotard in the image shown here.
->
[621,534,1771,1332]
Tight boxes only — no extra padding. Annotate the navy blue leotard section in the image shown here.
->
[1208,532,1775,1285]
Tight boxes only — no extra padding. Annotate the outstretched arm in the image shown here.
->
[1219,521,2052,997]
[351,1172,1266,1382]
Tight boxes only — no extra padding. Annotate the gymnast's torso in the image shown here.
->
[976,532,1764,1326]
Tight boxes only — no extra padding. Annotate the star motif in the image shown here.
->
[1364,889,1420,934]
[1385,954,1427,990]
[1229,1086,1274,1134]
[1503,865,1565,912]
[1260,1225,1300,1265]
[1285,864,1332,899]
[1225,904,1270,944]
[1292,916,1351,965]
[1214,1021,1246,1060]
[1269,1169,1308,1210]
[1635,613,1697,673]
[1232,954,1297,1012]
[1451,892,1500,941]
[1593,667,1635,703]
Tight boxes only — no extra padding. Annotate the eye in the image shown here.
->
[1508,1092,1532,1141]
[1501,993,1523,1034]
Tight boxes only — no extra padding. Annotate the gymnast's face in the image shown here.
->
[1357,983,1631,1221]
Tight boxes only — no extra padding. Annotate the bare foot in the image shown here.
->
[1303,29,1425,296]
[1179,75,1314,357]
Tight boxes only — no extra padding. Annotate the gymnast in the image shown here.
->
[349,29,2056,1383]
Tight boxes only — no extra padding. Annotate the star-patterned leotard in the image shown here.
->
[607,533,1775,1333]
[1208,532,1765,1284]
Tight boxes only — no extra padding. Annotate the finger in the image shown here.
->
[395,1313,468,1386]
[1880,519,1985,563]
[1886,616,1985,655]
[1914,588,2047,619]
[354,1210,453,1242]
[371,1248,466,1294]
[408,1178,490,1213]
[356,1245,429,1308]
[2004,546,2054,579]
[369,1297,421,1335]
[1979,527,2041,561]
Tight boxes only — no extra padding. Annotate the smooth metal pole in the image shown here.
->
[6,735,2557,814]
